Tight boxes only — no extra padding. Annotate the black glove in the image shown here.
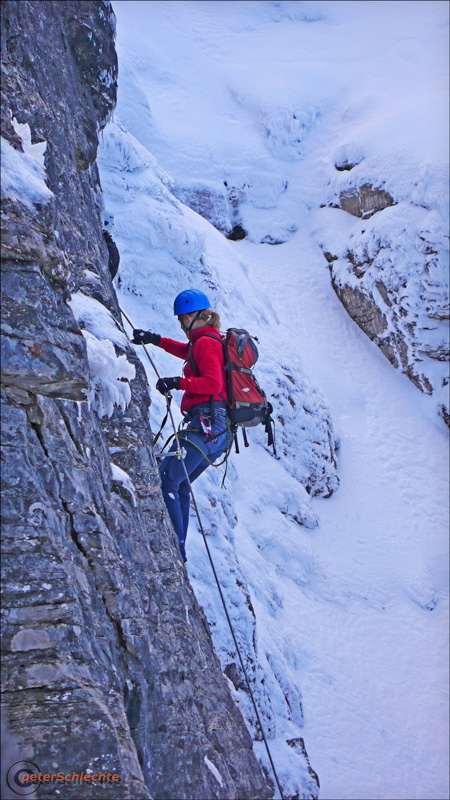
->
[132,329,161,346]
[156,377,181,395]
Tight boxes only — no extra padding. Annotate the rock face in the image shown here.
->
[0,3,272,798]
[172,177,298,245]
[321,179,449,424]
[172,183,232,236]
[338,183,395,219]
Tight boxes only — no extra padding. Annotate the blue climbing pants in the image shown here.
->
[159,408,228,561]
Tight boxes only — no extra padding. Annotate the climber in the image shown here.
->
[102,211,120,280]
[132,289,229,562]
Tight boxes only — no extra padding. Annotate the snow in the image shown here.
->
[100,2,449,798]
[69,291,128,348]
[69,292,135,418]
[80,330,135,419]
[203,756,225,789]
[1,120,52,210]
[110,463,137,505]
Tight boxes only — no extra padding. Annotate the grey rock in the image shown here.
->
[10,629,54,652]
[1,719,23,800]
[1,2,273,798]
[287,738,320,798]
[1,0,119,315]
[1,259,89,399]
[332,280,390,345]
[321,182,449,422]
[331,272,437,394]
[338,182,395,218]
[172,184,232,235]
[334,159,360,172]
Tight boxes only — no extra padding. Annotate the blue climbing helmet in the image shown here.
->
[173,289,210,316]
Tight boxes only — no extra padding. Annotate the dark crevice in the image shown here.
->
[335,161,358,171]
[227,224,246,241]
[107,610,129,653]
[26,415,50,459]
[55,400,85,456]
[60,494,88,559]
[2,598,75,610]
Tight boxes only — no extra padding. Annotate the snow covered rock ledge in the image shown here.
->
[317,101,449,425]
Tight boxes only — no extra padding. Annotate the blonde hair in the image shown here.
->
[179,308,221,331]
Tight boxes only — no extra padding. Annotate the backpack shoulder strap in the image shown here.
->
[186,342,199,375]
[186,332,224,376]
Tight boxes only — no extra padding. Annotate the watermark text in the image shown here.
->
[21,770,120,784]
[6,761,120,796]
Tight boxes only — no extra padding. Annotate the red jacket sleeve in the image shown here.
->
[179,337,223,395]
[158,337,189,360]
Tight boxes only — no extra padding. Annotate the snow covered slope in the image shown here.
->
[98,2,449,798]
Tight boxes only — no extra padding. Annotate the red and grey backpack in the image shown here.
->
[188,328,276,454]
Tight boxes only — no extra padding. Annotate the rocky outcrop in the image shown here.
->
[321,179,449,424]
[173,177,298,244]
[0,3,272,798]
[172,183,232,235]
[271,365,340,503]
[171,182,250,240]
[338,183,395,219]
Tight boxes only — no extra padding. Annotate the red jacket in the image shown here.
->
[157,326,227,414]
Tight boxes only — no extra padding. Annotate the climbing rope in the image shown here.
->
[120,305,284,800]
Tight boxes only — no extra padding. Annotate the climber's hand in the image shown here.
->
[156,377,181,395]
[132,329,161,346]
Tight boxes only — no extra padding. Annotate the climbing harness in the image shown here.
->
[158,412,234,486]
[120,305,284,800]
